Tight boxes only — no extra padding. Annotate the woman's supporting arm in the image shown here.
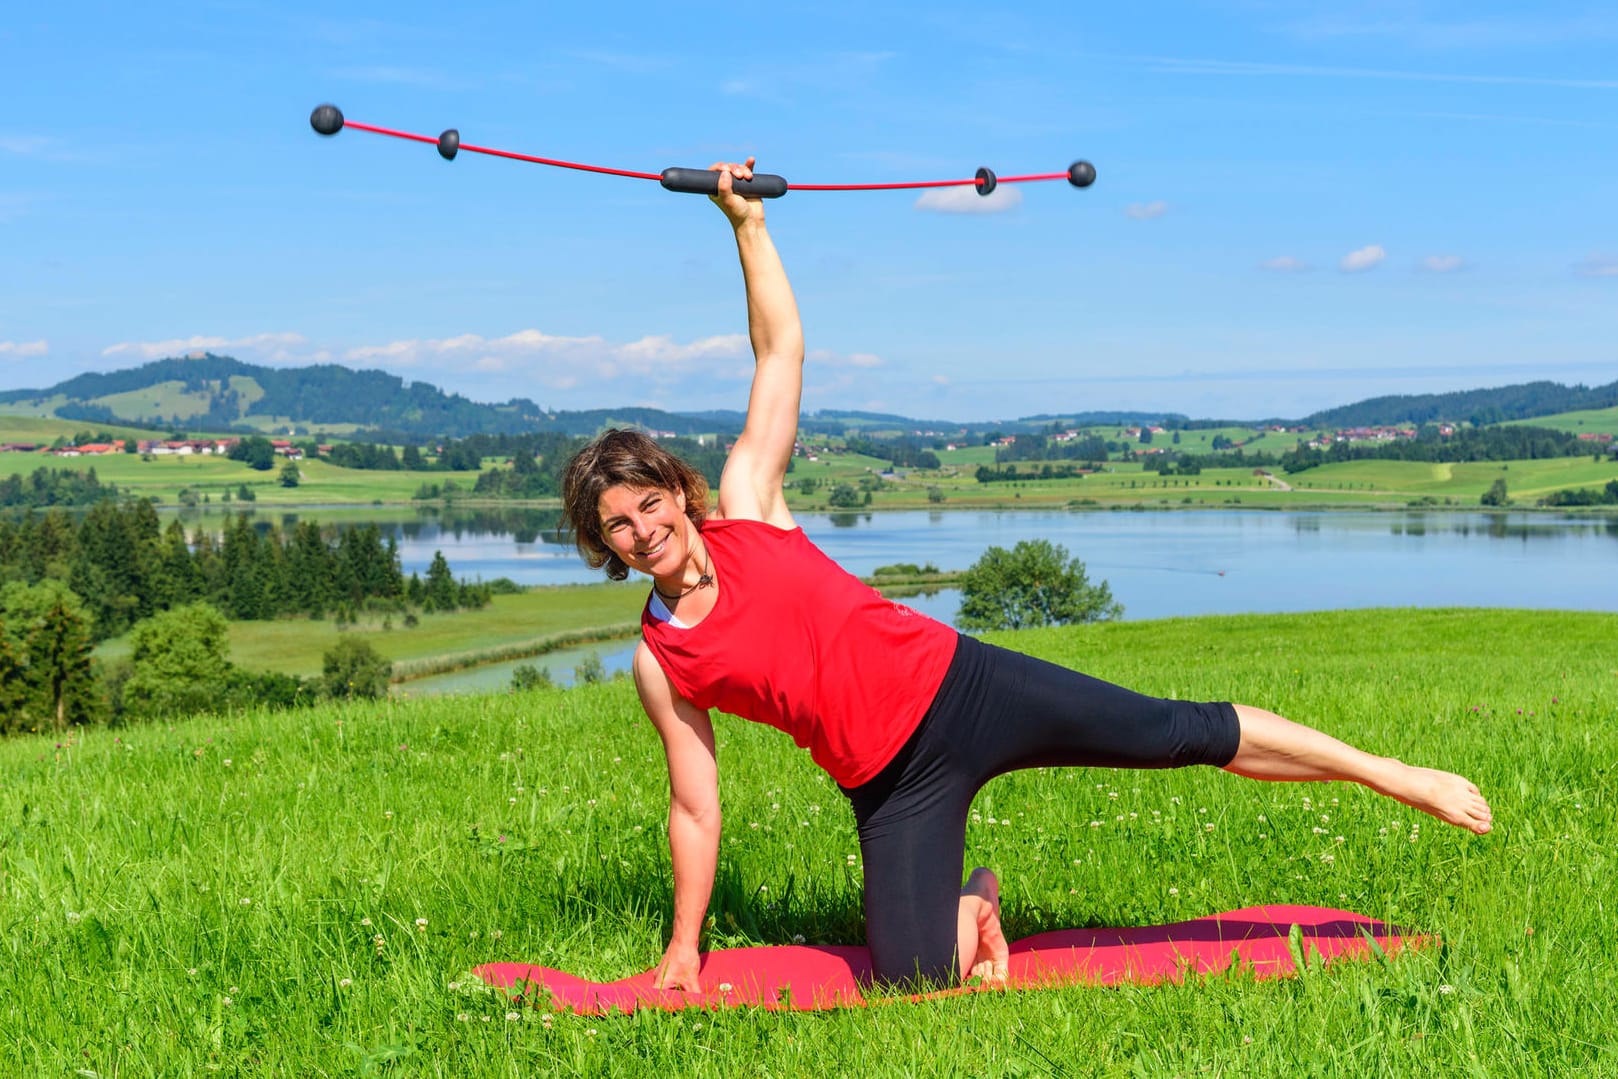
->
[709,159,804,528]
[633,643,721,991]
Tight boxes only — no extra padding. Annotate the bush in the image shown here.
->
[321,638,392,700]
[572,654,606,686]
[957,539,1122,631]
[120,603,233,722]
[511,664,553,691]
[827,483,861,508]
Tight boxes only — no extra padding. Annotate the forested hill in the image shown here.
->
[1301,380,1618,429]
[4,354,1612,439]
[0,354,732,441]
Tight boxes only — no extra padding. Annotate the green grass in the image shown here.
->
[95,584,650,679]
[95,380,230,424]
[0,413,161,444]
[1503,406,1618,437]
[5,608,1614,1075]
[783,455,1618,512]
[0,451,436,505]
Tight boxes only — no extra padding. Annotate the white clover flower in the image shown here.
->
[339,978,352,988]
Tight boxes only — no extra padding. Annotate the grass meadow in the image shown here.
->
[4,608,1614,1076]
[94,585,649,682]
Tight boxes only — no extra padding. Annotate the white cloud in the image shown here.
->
[1339,244,1387,273]
[1420,254,1465,273]
[87,327,883,410]
[1575,254,1618,278]
[0,339,48,358]
[806,348,882,369]
[1129,53,1618,91]
[1124,200,1167,220]
[341,329,758,393]
[1281,13,1618,50]
[0,135,51,156]
[914,184,1023,215]
[1261,256,1311,273]
[102,333,308,362]
[330,66,461,90]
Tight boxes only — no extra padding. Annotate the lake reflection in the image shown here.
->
[337,506,1612,695]
[269,506,1618,619]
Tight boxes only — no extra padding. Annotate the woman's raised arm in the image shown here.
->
[709,159,804,528]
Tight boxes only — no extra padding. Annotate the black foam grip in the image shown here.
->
[310,104,344,136]
[659,168,789,199]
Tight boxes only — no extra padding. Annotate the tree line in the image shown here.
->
[1,501,493,643]
[1,466,123,509]
[1302,379,1618,430]
[1278,425,1598,474]
[1,584,397,736]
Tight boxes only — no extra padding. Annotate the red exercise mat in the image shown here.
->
[475,905,1425,1014]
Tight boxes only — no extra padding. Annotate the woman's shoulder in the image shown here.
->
[702,515,802,538]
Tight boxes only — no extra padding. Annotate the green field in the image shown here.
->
[94,379,243,425]
[0,413,161,444]
[5,411,1615,515]
[94,584,649,681]
[3,608,1613,1075]
[790,456,1618,513]
[1503,406,1618,437]
[0,450,435,505]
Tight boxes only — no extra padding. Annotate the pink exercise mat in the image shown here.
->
[475,904,1426,1014]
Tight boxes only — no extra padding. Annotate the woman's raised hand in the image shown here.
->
[710,157,766,229]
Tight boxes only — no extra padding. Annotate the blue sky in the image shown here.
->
[3,1,1614,423]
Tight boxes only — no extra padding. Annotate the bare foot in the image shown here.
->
[958,867,1009,983]
[1377,763,1493,834]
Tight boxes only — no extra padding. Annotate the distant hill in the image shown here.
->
[3,354,1611,441]
[0,354,733,441]
[1301,380,1618,430]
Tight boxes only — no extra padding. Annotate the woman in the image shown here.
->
[560,160,1493,991]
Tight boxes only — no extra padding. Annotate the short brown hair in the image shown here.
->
[560,429,710,580]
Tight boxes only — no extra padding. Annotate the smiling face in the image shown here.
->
[597,484,692,582]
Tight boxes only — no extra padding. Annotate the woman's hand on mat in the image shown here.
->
[653,941,703,992]
[960,867,1010,984]
[709,158,765,229]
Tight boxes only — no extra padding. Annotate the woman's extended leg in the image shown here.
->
[1224,705,1492,833]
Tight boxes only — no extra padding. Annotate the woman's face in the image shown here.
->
[597,484,690,579]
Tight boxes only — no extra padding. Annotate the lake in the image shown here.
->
[345,507,1614,693]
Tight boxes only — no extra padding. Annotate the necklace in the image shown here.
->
[652,537,713,603]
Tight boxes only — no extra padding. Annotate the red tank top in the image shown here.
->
[640,518,959,787]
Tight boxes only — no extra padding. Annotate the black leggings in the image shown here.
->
[839,633,1241,987]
